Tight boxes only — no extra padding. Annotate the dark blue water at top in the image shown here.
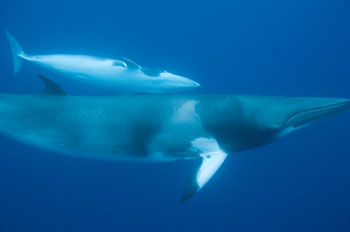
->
[0,0,349,231]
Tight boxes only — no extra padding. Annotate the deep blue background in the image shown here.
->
[0,0,349,231]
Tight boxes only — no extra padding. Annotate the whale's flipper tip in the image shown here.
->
[181,166,201,202]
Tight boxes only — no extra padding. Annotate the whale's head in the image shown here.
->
[158,71,200,92]
[140,67,200,93]
[276,97,350,136]
[237,96,350,139]
[209,96,350,152]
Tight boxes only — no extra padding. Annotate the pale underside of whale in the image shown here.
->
[0,75,348,201]
[2,29,200,94]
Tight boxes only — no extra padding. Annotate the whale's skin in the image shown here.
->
[0,94,348,161]
[0,93,348,200]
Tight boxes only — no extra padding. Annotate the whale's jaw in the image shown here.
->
[279,98,349,136]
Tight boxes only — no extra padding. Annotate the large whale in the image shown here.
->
[2,29,199,94]
[0,75,348,201]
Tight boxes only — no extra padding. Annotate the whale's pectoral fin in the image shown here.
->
[112,60,127,68]
[37,74,66,96]
[119,57,141,70]
[181,137,228,202]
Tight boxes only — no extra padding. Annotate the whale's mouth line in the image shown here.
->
[283,100,349,129]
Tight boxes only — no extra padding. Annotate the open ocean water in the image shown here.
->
[0,0,349,231]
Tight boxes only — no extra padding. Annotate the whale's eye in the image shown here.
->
[141,67,163,77]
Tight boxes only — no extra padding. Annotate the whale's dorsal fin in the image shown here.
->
[38,74,66,95]
[181,137,228,202]
[119,57,141,70]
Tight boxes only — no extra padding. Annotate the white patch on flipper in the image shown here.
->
[191,137,227,188]
[181,137,228,201]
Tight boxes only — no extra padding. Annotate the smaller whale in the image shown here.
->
[2,29,200,94]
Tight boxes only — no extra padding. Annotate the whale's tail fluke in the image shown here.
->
[2,29,28,76]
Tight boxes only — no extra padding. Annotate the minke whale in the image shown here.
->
[0,75,348,201]
[2,29,199,93]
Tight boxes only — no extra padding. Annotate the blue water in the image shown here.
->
[0,0,349,231]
